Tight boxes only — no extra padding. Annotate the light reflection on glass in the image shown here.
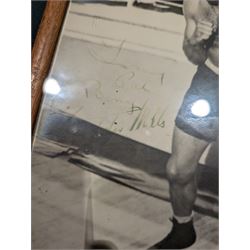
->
[191,99,210,117]
[43,78,61,95]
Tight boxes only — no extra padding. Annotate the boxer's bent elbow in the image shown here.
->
[183,41,207,65]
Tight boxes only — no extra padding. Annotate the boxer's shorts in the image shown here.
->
[175,64,219,142]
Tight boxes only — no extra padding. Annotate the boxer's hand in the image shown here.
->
[193,20,214,43]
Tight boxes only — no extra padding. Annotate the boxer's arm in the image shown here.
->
[183,18,207,65]
[182,0,211,65]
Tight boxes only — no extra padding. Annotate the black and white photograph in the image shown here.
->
[32,0,219,249]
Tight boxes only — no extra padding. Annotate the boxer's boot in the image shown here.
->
[149,218,196,249]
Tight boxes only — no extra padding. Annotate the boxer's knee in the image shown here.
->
[166,155,196,185]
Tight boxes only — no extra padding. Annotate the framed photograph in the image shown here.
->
[32,0,219,249]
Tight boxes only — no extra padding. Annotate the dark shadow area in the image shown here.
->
[32,0,47,46]
[72,0,183,15]
[73,0,128,7]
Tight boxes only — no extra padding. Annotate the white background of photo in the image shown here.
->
[50,1,197,155]
[0,0,250,250]
[46,1,214,164]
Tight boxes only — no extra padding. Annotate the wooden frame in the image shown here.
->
[32,0,69,132]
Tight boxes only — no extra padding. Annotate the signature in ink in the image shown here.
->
[128,102,166,131]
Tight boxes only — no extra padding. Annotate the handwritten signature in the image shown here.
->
[128,102,166,131]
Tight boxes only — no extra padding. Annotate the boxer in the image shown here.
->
[150,0,219,248]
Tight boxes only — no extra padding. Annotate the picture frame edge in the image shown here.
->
[32,0,69,133]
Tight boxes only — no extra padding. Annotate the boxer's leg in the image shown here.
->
[167,126,209,217]
[149,126,210,249]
